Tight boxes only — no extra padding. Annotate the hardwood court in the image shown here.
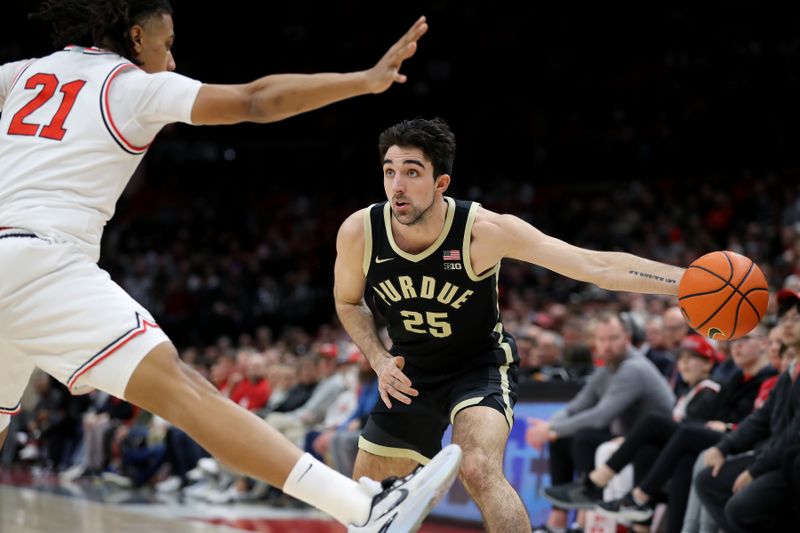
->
[0,482,480,533]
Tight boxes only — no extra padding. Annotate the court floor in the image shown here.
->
[0,468,481,533]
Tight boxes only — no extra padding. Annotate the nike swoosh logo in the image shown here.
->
[375,257,395,264]
[378,512,398,533]
[376,488,408,521]
[297,463,313,483]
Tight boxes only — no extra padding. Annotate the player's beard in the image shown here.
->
[391,194,437,226]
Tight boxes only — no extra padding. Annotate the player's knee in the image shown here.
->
[459,450,497,493]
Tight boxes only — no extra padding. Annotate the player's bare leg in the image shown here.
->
[124,341,462,531]
[353,449,419,481]
[453,406,530,533]
[125,342,303,486]
[0,427,8,451]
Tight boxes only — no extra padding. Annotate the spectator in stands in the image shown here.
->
[526,313,675,533]
[544,334,720,533]
[694,289,800,533]
[556,326,776,533]
[312,353,379,476]
[269,357,319,414]
[60,391,136,481]
[229,352,271,412]
[663,307,690,394]
[641,315,676,378]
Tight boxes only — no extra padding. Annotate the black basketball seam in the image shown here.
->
[724,251,760,325]
[685,265,752,302]
[682,272,767,332]
[679,286,730,300]
[741,287,768,321]
[695,258,755,332]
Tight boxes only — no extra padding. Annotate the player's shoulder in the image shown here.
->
[338,206,372,238]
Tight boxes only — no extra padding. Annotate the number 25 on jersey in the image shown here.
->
[8,74,85,141]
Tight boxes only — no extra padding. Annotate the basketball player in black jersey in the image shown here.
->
[334,118,686,532]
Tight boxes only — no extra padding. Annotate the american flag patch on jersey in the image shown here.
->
[443,249,461,261]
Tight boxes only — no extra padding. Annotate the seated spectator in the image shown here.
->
[269,357,319,414]
[312,352,379,476]
[26,375,84,469]
[544,333,727,532]
[641,315,676,379]
[681,338,795,533]
[228,352,271,412]
[60,391,136,481]
[526,313,675,533]
[531,330,570,382]
[694,289,800,533]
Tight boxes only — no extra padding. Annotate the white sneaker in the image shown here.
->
[155,475,182,493]
[347,443,462,533]
[197,457,220,476]
[101,471,133,488]
[59,464,86,482]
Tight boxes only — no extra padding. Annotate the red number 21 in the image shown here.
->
[8,73,86,141]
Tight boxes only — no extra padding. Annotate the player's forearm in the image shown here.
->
[335,300,391,368]
[590,251,685,295]
[246,72,370,123]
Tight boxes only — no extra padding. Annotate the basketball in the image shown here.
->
[678,251,769,340]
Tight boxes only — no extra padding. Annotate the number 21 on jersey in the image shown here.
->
[8,73,86,141]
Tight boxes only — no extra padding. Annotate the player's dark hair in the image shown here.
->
[31,0,173,64]
[378,117,456,178]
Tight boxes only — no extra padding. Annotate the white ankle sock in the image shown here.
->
[282,453,372,526]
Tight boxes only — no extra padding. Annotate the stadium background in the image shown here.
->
[4,0,800,348]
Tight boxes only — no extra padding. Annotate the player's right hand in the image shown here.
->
[365,16,428,94]
[375,355,418,408]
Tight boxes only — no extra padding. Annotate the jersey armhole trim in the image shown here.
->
[100,63,150,155]
[463,202,501,282]
[362,205,375,276]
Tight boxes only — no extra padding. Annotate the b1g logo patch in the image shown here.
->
[444,262,462,270]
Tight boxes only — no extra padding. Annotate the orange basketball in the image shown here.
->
[678,251,768,341]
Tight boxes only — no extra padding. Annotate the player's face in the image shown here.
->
[383,146,440,226]
[131,13,176,73]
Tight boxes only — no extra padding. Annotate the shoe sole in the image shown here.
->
[595,504,653,523]
[391,444,463,533]
[540,488,597,510]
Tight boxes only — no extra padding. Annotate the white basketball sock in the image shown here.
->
[282,453,373,526]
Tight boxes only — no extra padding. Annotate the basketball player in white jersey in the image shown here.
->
[0,2,461,531]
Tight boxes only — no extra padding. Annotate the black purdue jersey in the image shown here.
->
[364,197,516,371]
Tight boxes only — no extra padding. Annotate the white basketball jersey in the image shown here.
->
[0,46,201,261]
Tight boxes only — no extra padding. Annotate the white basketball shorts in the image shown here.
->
[0,227,169,432]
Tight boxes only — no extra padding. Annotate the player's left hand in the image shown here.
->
[732,470,753,494]
[365,16,428,94]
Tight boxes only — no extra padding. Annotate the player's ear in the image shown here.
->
[129,24,144,52]
[435,174,450,194]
